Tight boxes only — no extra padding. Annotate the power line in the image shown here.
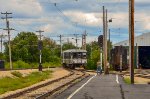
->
[49,2,78,26]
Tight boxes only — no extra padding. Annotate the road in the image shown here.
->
[50,74,150,99]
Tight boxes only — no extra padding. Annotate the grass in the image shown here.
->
[0,70,52,95]
[124,76,131,84]
[5,61,61,69]
[11,71,23,78]
[42,62,61,68]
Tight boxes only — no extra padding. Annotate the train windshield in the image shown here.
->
[64,52,87,59]
[82,53,87,59]
[64,52,70,58]
[73,52,87,59]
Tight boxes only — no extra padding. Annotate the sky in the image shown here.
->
[0,0,150,47]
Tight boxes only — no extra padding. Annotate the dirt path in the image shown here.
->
[0,68,67,78]
[0,68,70,98]
[124,75,150,84]
[0,69,38,78]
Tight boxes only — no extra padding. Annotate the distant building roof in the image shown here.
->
[63,49,87,53]
[114,32,150,46]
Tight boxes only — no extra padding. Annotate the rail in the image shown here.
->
[1,69,89,99]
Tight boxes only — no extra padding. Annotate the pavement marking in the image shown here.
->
[116,74,119,84]
[67,74,96,99]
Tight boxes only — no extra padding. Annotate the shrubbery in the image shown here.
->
[86,59,97,70]
[0,70,52,95]
[13,60,30,69]
[43,62,61,68]
[5,60,30,69]
[11,71,23,78]
[5,60,61,69]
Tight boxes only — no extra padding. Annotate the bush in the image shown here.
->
[49,56,61,63]
[11,71,22,78]
[124,76,131,84]
[13,60,30,69]
[5,60,61,70]
[86,59,97,70]
[43,62,61,68]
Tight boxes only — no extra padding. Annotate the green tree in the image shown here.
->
[62,42,76,50]
[4,32,60,63]
[4,32,39,62]
[0,52,5,60]
[42,37,58,62]
[86,40,112,70]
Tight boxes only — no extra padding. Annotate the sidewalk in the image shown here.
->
[121,82,150,99]
[69,74,122,99]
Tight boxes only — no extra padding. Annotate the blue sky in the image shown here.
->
[0,0,150,46]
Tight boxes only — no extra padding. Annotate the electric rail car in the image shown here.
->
[62,49,87,69]
[110,46,128,71]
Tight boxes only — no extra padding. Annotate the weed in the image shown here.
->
[11,71,22,78]
[124,77,131,84]
[0,70,52,95]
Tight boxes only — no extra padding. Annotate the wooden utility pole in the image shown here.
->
[108,29,111,65]
[129,0,134,84]
[106,9,109,74]
[36,30,44,71]
[103,6,105,74]
[103,6,109,74]
[1,12,14,69]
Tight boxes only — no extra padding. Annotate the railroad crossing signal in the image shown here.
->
[98,35,103,48]
[38,41,43,50]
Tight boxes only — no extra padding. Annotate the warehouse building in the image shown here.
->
[114,32,150,46]
[113,32,150,69]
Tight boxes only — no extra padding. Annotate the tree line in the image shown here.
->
[0,32,112,70]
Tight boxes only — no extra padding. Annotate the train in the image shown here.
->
[62,49,87,69]
[111,46,150,70]
[137,46,150,69]
[110,46,128,71]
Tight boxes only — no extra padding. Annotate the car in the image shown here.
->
[62,49,87,69]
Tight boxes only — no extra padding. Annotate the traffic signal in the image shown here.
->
[38,41,43,50]
[98,35,103,48]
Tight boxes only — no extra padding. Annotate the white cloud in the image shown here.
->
[0,0,42,17]
[108,12,128,28]
[1,0,150,45]
[40,24,53,33]
[64,11,102,27]
[38,17,75,34]
[64,11,130,28]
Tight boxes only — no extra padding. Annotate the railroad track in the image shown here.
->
[121,69,150,79]
[2,69,89,99]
